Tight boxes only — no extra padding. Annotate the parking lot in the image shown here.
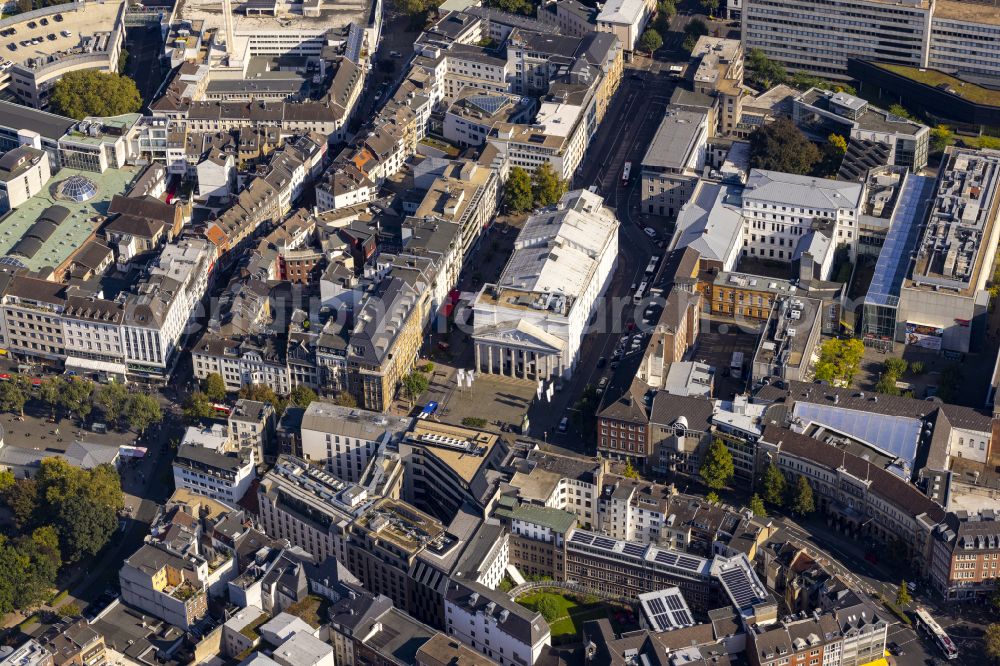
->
[691,321,762,399]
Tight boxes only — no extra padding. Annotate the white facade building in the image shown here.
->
[444,580,551,666]
[740,169,863,273]
[299,401,410,483]
[473,189,619,381]
[596,0,655,51]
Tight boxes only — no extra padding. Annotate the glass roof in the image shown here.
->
[56,175,98,203]
[793,402,920,466]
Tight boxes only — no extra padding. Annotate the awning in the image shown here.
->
[65,357,128,377]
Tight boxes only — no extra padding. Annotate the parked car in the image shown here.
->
[643,227,656,238]
[558,416,569,433]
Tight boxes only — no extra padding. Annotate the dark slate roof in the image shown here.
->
[649,392,715,429]
[761,424,946,522]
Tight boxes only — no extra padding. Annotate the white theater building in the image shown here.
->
[472,189,619,381]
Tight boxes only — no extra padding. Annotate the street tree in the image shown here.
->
[896,581,912,606]
[813,338,865,385]
[3,479,38,530]
[699,0,719,17]
[931,124,954,154]
[749,118,821,175]
[639,28,663,54]
[289,385,318,408]
[792,475,815,516]
[986,623,1000,663]
[333,391,357,408]
[50,70,142,120]
[401,371,429,405]
[60,378,95,420]
[203,373,227,403]
[504,167,533,213]
[39,378,63,418]
[706,491,720,503]
[531,163,566,207]
[54,493,117,563]
[124,393,162,434]
[827,133,847,156]
[746,48,787,88]
[700,438,735,490]
[762,463,786,506]
[622,460,640,479]
[0,381,26,417]
[750,494,767,518]
[183,391,214,422]
[239,384,286,414]
[95,382,128,424]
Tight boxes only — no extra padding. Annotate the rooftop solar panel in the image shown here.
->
[622,543,645,557]
[665,595,684,611]
[654,551,678,566]
[593,537,617,550]
[676,555,703,571]
[570,531,594,545]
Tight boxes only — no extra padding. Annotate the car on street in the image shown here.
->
[597,377,609,394]
[597,356,606,368]
[558,416,569,433]
[644,227,656,238]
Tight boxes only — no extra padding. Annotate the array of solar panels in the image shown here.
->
[568,529,708,574]
[719,568,763,611]
[793,402,920,466]
[639,588,694,633]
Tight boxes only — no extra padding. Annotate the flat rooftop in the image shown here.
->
[0,165,139,272]
[406,420,500,484]
[873,63,1000,107]
[907,148,1000,293]
[175,0,374,55]
[0,1,124,70]
[642,109,707,171]
[934,0,1000,23]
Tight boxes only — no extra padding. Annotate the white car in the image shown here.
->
[643,227,656,238]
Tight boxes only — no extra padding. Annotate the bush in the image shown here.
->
[462,417,488,428]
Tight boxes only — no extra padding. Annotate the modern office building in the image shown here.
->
[640,110,709,219]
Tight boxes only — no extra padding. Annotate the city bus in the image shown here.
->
[622,162,632,185]
[633,281,648,304]
[914,607,958,660]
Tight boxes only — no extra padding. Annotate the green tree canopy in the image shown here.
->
[3,479,38,530]
[204,373,227,403]
[289,385,318,408]
[792,475,815,516]
[95,382,129,424]
[54,493,118,563]
[333,391,357,408]
[125,393,162,434]
[0,381,26,417]
[504,166,533,213]
[239,384,286,414]
[50,70,142,120]
[183,391,214,422]
[532,163,567,207]
[827,133,847,156]
[985,623,1000,663]
[639,28,663,54]
[535,595,562,622]
[622,460,640,479]
[699,0,719,17]
[486,0,534,14]
[762,463,786,506]
[38,378,63,418]
[706,491,720,503]
[749,118,821,175]
[746,48,788,89]
[700,438,735,490]
[60,378,95,420]
[813,338,865,385]
[930,124,954,154]
[896,581,912,606]
[750,494,767,518]
[888,103,913,119]
[401,371,429,404]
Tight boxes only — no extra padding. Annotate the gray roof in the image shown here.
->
[445,579,549,646]
[672,181,743,262]
[642,110,708,170]
[300,401,412,440]
[744,170,863,210]
[0,101,74,140]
